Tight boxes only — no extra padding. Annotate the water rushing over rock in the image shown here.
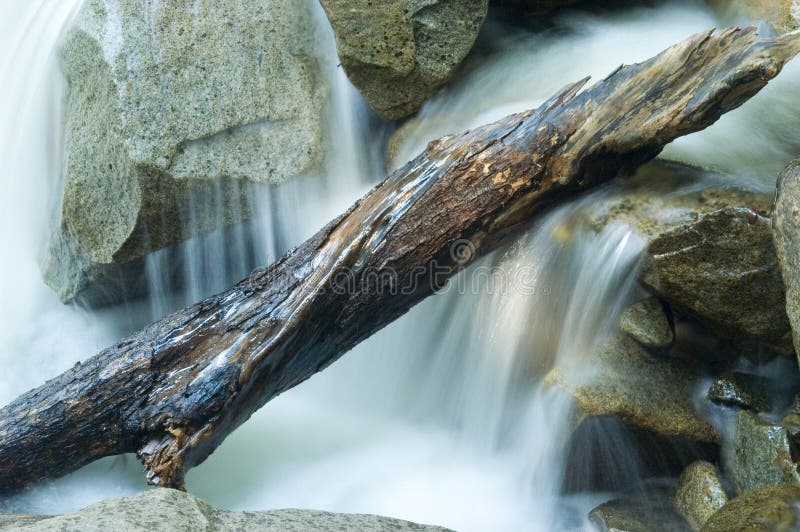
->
[3,1,800,531]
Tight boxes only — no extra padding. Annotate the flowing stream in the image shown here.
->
[1,1,800,530]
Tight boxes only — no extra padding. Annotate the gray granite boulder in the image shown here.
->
[320,0,487,120]
[0,488,450,531]
[773,160,800,364]
[45,0,328,303]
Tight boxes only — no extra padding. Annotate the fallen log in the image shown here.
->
[1,28,798,492]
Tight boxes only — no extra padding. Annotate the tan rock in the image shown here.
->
[546,334,717,443]
[673,461,729,531]
[701,486,800,532]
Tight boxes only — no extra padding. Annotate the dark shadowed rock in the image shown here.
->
[673,460,728,531]
[0,489,451,531]
[585,160,790,356]
[706,372,772,412]
[700,486,800,532]
[709,0,799,34]
[319,0,488,119]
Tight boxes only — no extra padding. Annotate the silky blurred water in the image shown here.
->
[1,1,798,530]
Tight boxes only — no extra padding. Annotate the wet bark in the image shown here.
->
[1,28,798,492]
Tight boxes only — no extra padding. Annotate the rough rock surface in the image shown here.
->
[700,486,800,532]
[320,0,487,119]
[774,160,800,364]
[45,0,327,303]
[546,334,717,443]
[706,372,772,412]
[619,296,674,351]
[723,410,800,495]
[590,486,691,532]
[709,0,800,34]
[641,206,791,354]
[0,489,451,531]
[586,160,791,355]
[673,461,729,531]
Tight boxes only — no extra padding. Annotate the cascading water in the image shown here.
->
[2,1,800,530]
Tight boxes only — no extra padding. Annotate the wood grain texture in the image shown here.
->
[1,27,798,492]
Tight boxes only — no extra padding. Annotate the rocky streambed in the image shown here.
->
[4,0,800,531]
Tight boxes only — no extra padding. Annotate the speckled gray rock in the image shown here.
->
[774,160,800,366]
[620,297,674,351]
[673,461,728,531]
[320,0,487,120]
[700,486,800,532]
[706,372,771,412]
[0,488,451,531]
[590,487,691,532]
[44,0,327,303]
[723,410,800,495]
[546,334,717,443]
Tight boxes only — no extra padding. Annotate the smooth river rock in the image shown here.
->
[774,160,800,365]
[673,460,729,531]
[45,0,327,303]
[0,489,451,531]
[320,0,488,120]
[700,486,800,532]
[546,334,717,443]
[619,296,674,352]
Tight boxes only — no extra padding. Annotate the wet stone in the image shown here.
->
[700,486,800,532]
[619,297,674,351]
[722,410,800,495]
[590,486,691,532]
[673,460,728,531]
[706,372,772,412]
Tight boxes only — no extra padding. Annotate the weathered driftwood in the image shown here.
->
[1,28,798,492]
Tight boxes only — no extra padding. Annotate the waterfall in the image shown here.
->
[2,1,800,530]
